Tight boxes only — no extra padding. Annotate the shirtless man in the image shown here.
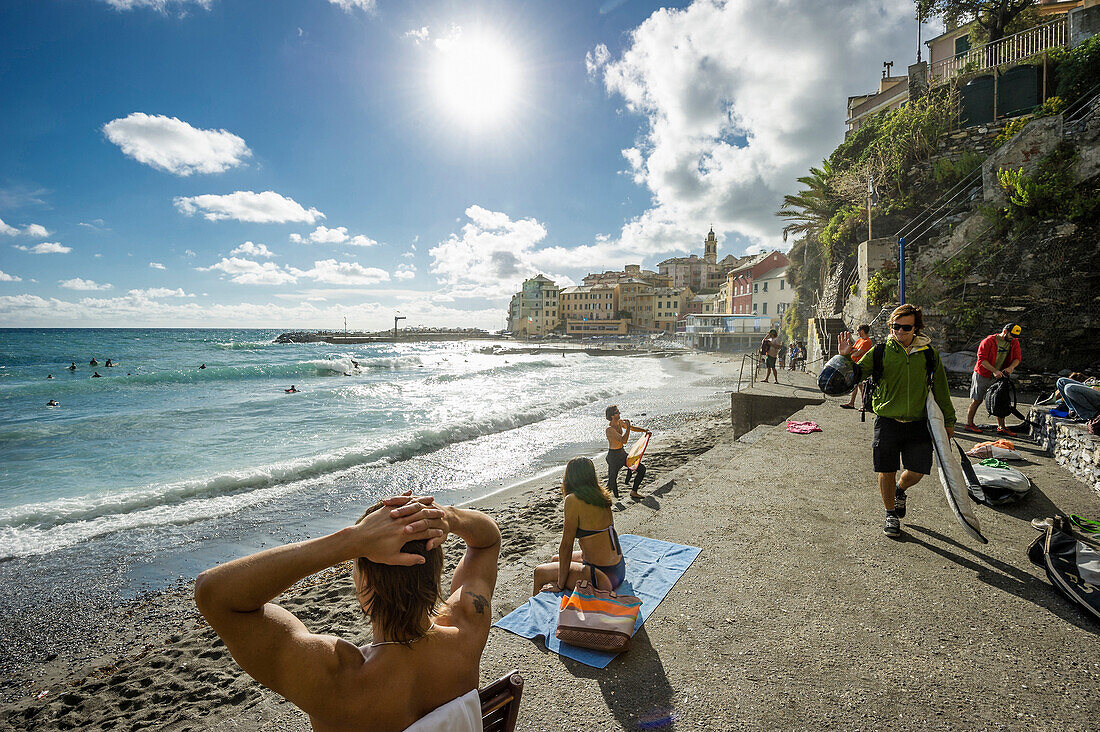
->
[605,404,650,500]
[195,494,500,732]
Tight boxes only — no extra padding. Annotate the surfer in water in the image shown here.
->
[605,404,649,500]
[285,385,299,393]
[47,400,60,407]
[47,374,54,379]
[837,304,954,539]
[533,457,627,594]
[199,363,206,370]
[105,359,114,367]
[92,371,103,378]
[90,358,99,366]
[69,362,77,371]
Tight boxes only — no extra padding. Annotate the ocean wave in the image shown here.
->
[425,359,564,383]
[0,385,618,558]
[0,355,423,397]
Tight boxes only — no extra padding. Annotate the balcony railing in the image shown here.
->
[930,18,1067,84]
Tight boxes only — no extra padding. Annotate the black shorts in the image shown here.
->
[872,416,933,475]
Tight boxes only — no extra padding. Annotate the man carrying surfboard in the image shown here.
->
[605,405,650,500]
[837,304,955,538]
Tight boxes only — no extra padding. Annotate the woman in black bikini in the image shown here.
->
[532,457,626,595]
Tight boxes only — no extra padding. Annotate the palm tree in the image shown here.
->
[776,161,839,244]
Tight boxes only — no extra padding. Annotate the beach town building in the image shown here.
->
[582,263,672,288]
[844,0,1096,134]
[653,286,692,333]
[559,283,625,335]
[726,250,790,317]
[752,264,791,328]
[679,313,771,352]
[507,274,559,337]
[657,228,745,292]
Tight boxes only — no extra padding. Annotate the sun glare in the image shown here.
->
[434,30,521,129]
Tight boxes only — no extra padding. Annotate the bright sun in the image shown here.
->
[434,30,521,129]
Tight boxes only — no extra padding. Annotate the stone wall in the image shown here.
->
[1029,408,1100,495]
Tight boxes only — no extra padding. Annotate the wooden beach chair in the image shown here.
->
[479,669,523,732]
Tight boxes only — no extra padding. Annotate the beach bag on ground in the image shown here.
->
[965,439,1022,461]
[956,443,1030,505]
[1027,516,1100,623]
[556,579,641,653]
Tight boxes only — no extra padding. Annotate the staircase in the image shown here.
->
[810,316,846,370]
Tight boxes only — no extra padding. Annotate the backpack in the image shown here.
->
[859,343,936,423]
[1027,516,1100,623]
[985,377,1026,420]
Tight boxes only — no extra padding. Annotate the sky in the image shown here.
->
[0,0,928,330]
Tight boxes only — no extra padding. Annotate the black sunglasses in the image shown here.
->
[891,323,914,332]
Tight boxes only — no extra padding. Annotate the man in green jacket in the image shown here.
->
[838,304,955,538]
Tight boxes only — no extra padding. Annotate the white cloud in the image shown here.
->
[585,43,610,77]
[79,219,107,231]
[327,0,375,12]
[230,241,275,258]
[393,263,416,280]
[149,262,166,269]
[184,249,196,257]
[59,278,112,291]
[101,1,213,12]
[199,255,391,287]
[293,260,390,286]
[0,217,50,237]
[429,205,577,298]
[0,270,21,282]
[103,113,250,176]
[405,26,430,44]
[174,191,324,223]
[592,0,915,252]
[127,287,193,298]
[290,225,378,247]
[0,293,504,330]
[14,242,72,254]
[198,257,298,286]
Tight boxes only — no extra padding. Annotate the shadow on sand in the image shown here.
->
[561,626,678,730]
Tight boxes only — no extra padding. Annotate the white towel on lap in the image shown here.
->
[402,689,481,732]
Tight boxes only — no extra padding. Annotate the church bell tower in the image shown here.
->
[704,227,717,264]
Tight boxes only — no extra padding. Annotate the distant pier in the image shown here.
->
[274,329,499,344]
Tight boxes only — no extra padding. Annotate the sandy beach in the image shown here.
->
[5,368,1100,731]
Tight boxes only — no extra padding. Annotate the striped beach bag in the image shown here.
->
[556,580,642,653]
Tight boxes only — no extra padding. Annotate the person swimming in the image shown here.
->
[285,385,299,393]
[69,362,77,371]
[92,371,103,378]
[47,400,60,407]
[90,358,98,366]
[533,457,627,594]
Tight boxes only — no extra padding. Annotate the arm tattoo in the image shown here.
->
[467,592,489,615]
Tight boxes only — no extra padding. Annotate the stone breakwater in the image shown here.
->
[1030,407,1100,494]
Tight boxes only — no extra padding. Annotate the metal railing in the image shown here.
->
[736,352,758,392]
[930,18,1067,84]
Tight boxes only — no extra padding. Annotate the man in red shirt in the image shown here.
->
[964,323,1022,435]
[841,325,873,409]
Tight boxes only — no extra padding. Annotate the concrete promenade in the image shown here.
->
[485,373,1100,730]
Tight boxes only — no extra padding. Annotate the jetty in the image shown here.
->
[274,328,498,344]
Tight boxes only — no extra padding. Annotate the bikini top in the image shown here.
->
[575,522,622,555]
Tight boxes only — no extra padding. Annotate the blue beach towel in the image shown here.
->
[493,534,701,668]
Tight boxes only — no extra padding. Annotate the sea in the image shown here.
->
[0,329,730,602]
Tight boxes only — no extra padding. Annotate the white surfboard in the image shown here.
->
[926,391,988,544]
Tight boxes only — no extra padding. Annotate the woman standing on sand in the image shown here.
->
[533,457,626,595]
